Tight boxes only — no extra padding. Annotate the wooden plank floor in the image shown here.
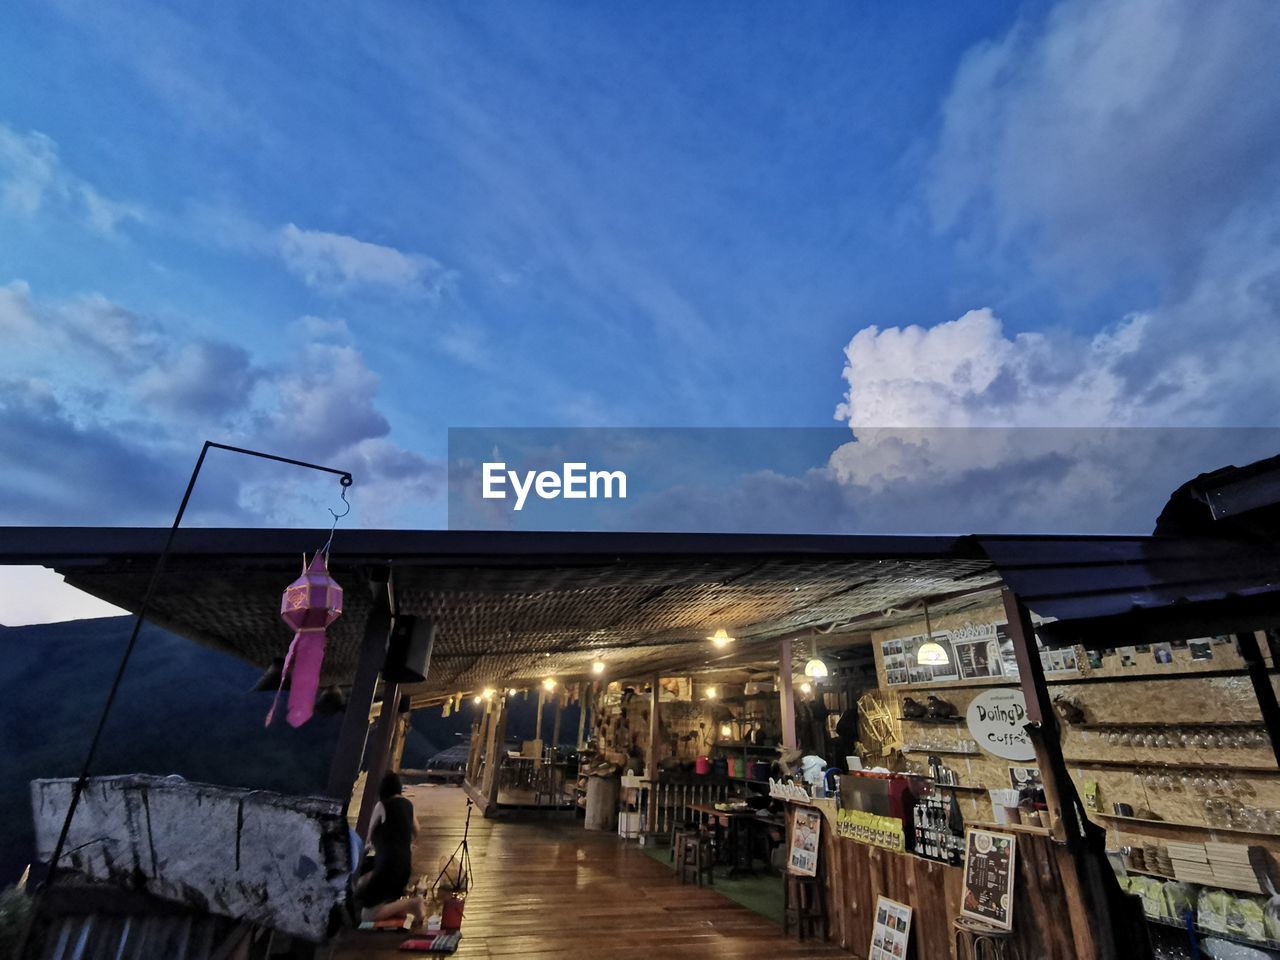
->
[330,784,848,959]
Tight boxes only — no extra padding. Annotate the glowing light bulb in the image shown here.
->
[592,660,606,675]
[706,685,718,699]
[472,695,482,704]
[800,682,812,695]
[720,724,732,738]
[482,687,496,700]
[917,641,949,666]
[542,677,557,692]
[707,628,735,648]
[508,688,518,697]
[803,658,828,678]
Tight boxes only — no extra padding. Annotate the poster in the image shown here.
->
[961,828,1017,930]
[869,896,913,960]
[951,621,1008,680]
[788,807,822,877]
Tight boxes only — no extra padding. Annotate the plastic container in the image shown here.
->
[442,894,465,931]
[695,756,711,775]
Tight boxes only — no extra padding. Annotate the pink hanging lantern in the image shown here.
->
[267,552,343,728]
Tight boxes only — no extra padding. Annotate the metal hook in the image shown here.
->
[320,485,351,558]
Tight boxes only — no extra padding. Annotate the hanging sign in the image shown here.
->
[788,806,822,877]
[960,828,1017,930]
[869,896,913,960]
[965,688,1036,761]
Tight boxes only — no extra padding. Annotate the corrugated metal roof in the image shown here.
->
[976,534,1280,647]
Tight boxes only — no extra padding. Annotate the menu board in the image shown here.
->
[961,828,1017,930]
[869,896,913,960]
[788,807,822,877]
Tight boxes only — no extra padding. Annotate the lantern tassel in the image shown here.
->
[266,628,328,728]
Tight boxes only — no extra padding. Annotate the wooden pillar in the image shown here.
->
[551,697,563,749]
[326,568,393,799]
[470,707,491,784]
[779,637,798,750]
[534,689,545,743]
[1002,587,1144,959]
[482,696,510,808]
[389,710,410,773]
[576,692,588,749]
[356,681,401,838]
[645,674,661,835]
[1236,630,1280,769]
[1001,588,1083,844]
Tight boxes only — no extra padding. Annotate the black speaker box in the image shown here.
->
[384,615,435,683]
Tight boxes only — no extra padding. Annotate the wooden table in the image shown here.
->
[687,802,782,876]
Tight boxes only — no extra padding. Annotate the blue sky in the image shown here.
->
[2,0,1280,564]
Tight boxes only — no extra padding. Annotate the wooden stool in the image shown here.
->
[678,833,714,887]
[670,822,695,863]
[783,872,826,941]
[953,916,1017,960]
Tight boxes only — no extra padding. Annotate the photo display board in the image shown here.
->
[788,806,822,877]
[961,828,1017,930]
[884,620,1078,685]
[869,896,913,960]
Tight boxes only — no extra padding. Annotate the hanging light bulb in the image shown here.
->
[542,677,557,692]
[800,681,812,695]
[916,600,948,665]
[916,640,949,665]
[472,695,482,704]
[705,685,718,699]
[804,657,829,678]
[706,628,735,648]
[508,688,518,697]
[719,723,733,738]
[482,687,496,701]
[592,660,606,675]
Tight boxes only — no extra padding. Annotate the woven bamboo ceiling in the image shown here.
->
[5,527,1000,702]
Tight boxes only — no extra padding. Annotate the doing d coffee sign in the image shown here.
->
[966,689,1036,762]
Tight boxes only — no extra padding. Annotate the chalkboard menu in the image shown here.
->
[960,828,1017,930]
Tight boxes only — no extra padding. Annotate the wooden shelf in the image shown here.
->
[1095,813,1280,841]
[967,819,1052,837]
[902,746,981,757]
[928,783,988,794]
[1064,757,1279,776]
[898,715,964,724]
[715,742,778,752]
[1074,720,1264,729]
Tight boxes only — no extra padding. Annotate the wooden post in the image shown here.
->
[1236,630,1280,769]
[1002,587,1144,959]
[481,696,508,808]
[356,681,401,838]
[779,637,797,750]
[326,568,393,799]
[534,689,545,743]
[1001,589,1074,844]
[576,693,588,749]
[389,709,410,773]
[645,674,661,835]
[467,709,489,786]
[551,697,563,749]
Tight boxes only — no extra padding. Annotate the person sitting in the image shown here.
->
[355,771,425,926]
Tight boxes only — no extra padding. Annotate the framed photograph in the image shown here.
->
[868,896,913,960]
[788,807,822,877]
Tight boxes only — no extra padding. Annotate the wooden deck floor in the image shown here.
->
[330,784,848,960]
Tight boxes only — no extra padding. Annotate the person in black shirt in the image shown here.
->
[356,772,425,925]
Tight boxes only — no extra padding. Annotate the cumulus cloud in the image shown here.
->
[278,224,453,298]
[0,124,143,235]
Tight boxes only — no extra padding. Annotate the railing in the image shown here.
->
[639,777,730,837]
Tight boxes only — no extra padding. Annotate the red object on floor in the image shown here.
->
[442,894,465,930]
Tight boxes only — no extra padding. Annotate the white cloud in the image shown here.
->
[0,123,143,235]
[929,0,1280,283]
[278,224,453,298]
